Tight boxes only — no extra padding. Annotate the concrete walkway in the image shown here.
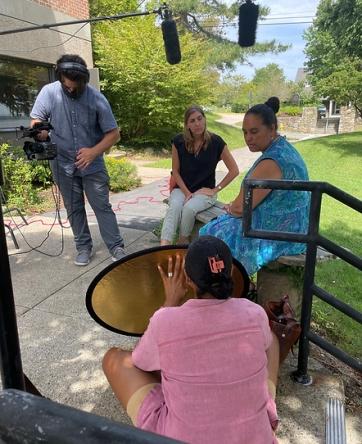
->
[216,112,244,126]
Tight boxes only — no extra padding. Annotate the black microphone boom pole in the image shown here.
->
[0,4,182,65]
[161,8,182,65]
[238,0,259,47]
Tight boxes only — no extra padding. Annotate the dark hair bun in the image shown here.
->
[185,236,234,299]
[264,97,280,114]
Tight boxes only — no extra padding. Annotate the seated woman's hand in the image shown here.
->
[158,255,187,307]
[194,187,215,197]
[224,201,243,217]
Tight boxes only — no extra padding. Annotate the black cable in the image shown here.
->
[0,7,163,36]
[0,12,91,42]
[5,161,66,257]
[200,21,313,30]
[0,23,89,54]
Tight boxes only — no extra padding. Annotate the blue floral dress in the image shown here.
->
[199,136,310,275]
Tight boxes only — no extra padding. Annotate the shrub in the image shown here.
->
[1,144,52,186]
[279,105,303,116]
[30,162,53,186]
[230,103,249,113]
[0,143,42,210]
[105,156,141,192]
[0,144,141,211]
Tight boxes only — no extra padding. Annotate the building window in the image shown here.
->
[331,101,340,116]
[0,57,52,132]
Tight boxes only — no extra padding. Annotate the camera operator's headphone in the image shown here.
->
[55,62,90,82]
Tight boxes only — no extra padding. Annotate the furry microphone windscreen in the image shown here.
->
[238,0,259,47]
[161,18,182,65]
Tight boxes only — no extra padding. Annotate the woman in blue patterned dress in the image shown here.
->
[199,97,310,276]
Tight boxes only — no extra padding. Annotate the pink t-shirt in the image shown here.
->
[132,298,278,444]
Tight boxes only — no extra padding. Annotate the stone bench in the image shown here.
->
[193,200,226,224]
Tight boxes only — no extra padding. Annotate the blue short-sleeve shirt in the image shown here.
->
[30,81,118,176]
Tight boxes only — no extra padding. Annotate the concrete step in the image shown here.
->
[276,351,361,444]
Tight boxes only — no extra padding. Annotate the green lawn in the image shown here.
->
[206,112,245,149]
[146,112,245,169]
[219,132,362,358]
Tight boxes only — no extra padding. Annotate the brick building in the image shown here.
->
[0,0,96,137]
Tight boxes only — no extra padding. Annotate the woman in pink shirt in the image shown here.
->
[103,236,280,443]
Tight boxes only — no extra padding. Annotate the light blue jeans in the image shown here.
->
[161,188,217,242]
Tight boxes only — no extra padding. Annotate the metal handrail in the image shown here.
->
[243,179,362,382]
[0,389,181,443]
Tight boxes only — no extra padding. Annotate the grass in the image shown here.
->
[298,133,361,359]
[220,132,362,358]
[206,112,244,149]
[146,112,245,169]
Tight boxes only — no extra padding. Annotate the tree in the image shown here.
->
[251,64,292,104]
[91,1,288,71]
[304,0,362,117]
[289,80,318,107]
[92,12,212,145]
[90,0,136,15]
[168,0,289,70]
[89,0,291,145]
[212,74,249,111]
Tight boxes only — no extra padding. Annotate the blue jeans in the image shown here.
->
[55,167,124,253]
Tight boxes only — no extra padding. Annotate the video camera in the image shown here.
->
[20,122,57,161]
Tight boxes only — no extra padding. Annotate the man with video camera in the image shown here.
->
[30,54,125,266]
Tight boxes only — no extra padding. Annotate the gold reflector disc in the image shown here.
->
[86,245,249,336]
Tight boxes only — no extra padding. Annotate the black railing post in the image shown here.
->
[0,160,25,390]
[243,179,361,377]
[292,189,322,385]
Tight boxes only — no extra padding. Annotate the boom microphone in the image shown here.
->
[238,0,259,47]
[161,10,181,65]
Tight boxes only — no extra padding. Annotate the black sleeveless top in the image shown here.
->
[172,133,226,193]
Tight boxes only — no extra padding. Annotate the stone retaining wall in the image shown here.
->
[338,106,358,133]
[279,106,358,134]
[278,107,319,134]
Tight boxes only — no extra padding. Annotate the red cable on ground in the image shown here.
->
[4,178,170,229]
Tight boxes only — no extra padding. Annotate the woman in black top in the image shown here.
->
[160,105,239,245]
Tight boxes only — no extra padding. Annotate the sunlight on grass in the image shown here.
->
[296,133,362,358]
[206,112,244,149]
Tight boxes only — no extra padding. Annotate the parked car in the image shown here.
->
[317,104,327,118]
